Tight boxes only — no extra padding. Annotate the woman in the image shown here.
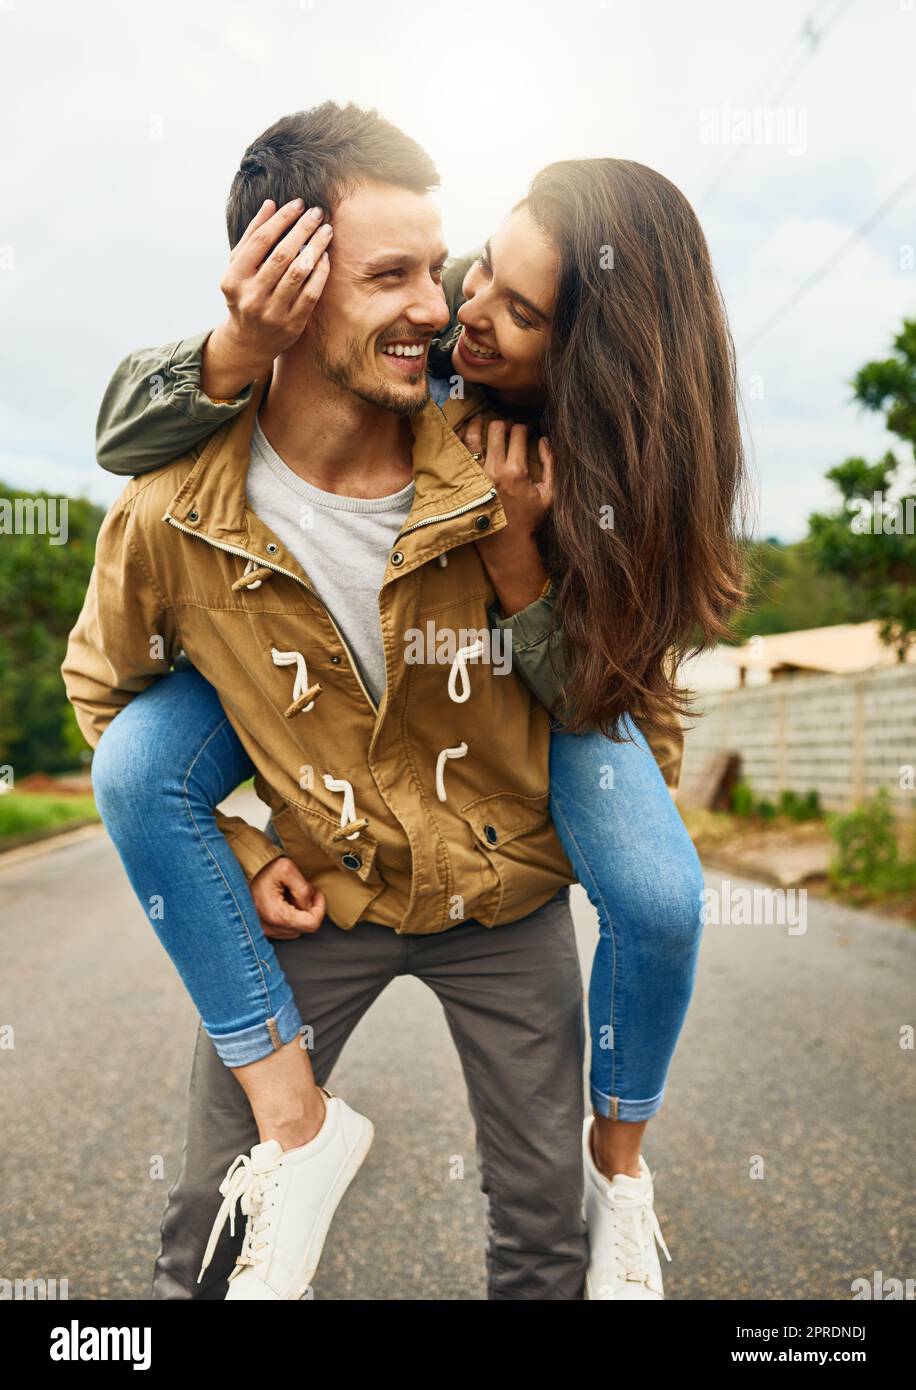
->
[91,157,747,1300]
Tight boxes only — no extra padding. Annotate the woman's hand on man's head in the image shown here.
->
[201,199,334,401]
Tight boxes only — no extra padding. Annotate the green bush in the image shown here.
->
[731,781,823,823]
[778,788,823,822]
[730,780,757,817]
[827,788,916,897]
[0,484,105,778]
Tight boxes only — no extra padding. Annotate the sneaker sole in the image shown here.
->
[290,1116,375,1300]
[585,1272,665,1301]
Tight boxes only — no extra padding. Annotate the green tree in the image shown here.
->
[0,486,104,777]
[730,537,869,643]
[807,319,916,657]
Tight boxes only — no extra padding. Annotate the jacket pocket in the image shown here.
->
[458,789,574,925]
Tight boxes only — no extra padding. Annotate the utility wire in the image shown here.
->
[741,163,916,350]
[700,0,856,206]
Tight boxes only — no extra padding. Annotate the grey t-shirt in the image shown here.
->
[246,417,415,704]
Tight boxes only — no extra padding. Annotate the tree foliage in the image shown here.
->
[0,486,104,777]
[807,319,916,657]
[730,536,869,642]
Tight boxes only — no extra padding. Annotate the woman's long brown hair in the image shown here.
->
[524,158,750,741]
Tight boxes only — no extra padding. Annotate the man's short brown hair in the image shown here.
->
[225,102,440,247]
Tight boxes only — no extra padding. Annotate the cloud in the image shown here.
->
[1,0,915,538]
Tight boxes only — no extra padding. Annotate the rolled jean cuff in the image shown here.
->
[207,991,304,1068]
[589,1083,667,1123]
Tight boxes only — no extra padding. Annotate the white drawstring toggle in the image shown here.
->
[243,559,263,589]
[447,638,485,704]
[435,742,468,802]
[323,774,360,840]
[271,648,317,713]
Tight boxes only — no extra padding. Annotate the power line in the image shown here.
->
[700,0,856,206]
[765,0,855,109]
[741,163,916,351]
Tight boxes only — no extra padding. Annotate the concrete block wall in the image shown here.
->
[679,664,916,816]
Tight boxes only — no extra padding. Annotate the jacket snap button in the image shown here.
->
[187,509,200,523]
[266,543,279,555]
[474,516,491,532]
[341,852,362,870]
[330,654,342,665]
[484,824,498,845]
[390,550,404,567]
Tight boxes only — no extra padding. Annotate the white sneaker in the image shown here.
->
[582,1116,672,1300]
[197,1086,374,1300]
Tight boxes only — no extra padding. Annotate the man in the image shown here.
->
[63,102,588,1300]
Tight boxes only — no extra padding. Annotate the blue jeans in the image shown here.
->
[91,669,303,1066]
[549,715,705,1121]
[93,670,704,1114]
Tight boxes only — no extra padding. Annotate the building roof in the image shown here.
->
[724,621,916,675]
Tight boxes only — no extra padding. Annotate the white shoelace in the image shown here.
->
[447,638,485,704]
[272,647,317,713]
[435,741,468,802]
[603,1183,672,1291]
[323,774,361,840]
[242,558,263,590]
[197,1152,281,1285]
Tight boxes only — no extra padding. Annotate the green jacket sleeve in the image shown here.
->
[489,582,568,716]
[490,585,686,790]
[96,329,253,476]
[442,251,479,317]
[428,250,480,378]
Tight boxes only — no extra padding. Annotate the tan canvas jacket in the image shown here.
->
[92,326,685,790]
[63,382,580,935]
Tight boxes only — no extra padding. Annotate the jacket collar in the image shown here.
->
[163,377,506,566]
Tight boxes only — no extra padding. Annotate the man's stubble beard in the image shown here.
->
[313,326,429,418]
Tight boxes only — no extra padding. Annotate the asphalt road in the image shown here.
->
[1,796,913,1301]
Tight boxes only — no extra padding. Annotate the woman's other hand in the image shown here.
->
[460,414,553,615]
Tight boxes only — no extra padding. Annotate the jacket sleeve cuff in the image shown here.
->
[488,583,569,719]
[164,329,254,418]
[487,581,558,650]
[214,811,285,881]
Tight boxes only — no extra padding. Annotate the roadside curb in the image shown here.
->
[0,821,104,870]
[699,852,828,890]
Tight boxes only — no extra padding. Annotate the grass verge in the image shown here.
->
[0,792,100,845]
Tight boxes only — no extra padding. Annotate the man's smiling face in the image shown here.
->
[306,181,451,416]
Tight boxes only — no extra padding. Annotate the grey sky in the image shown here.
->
[1,0,914,538]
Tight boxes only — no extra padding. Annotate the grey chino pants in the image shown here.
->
[151,886,588,1300]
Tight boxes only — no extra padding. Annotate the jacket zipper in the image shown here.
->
[393,488,497,543]
[162,512,380,716]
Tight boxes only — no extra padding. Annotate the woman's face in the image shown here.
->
[453,205,559,409]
